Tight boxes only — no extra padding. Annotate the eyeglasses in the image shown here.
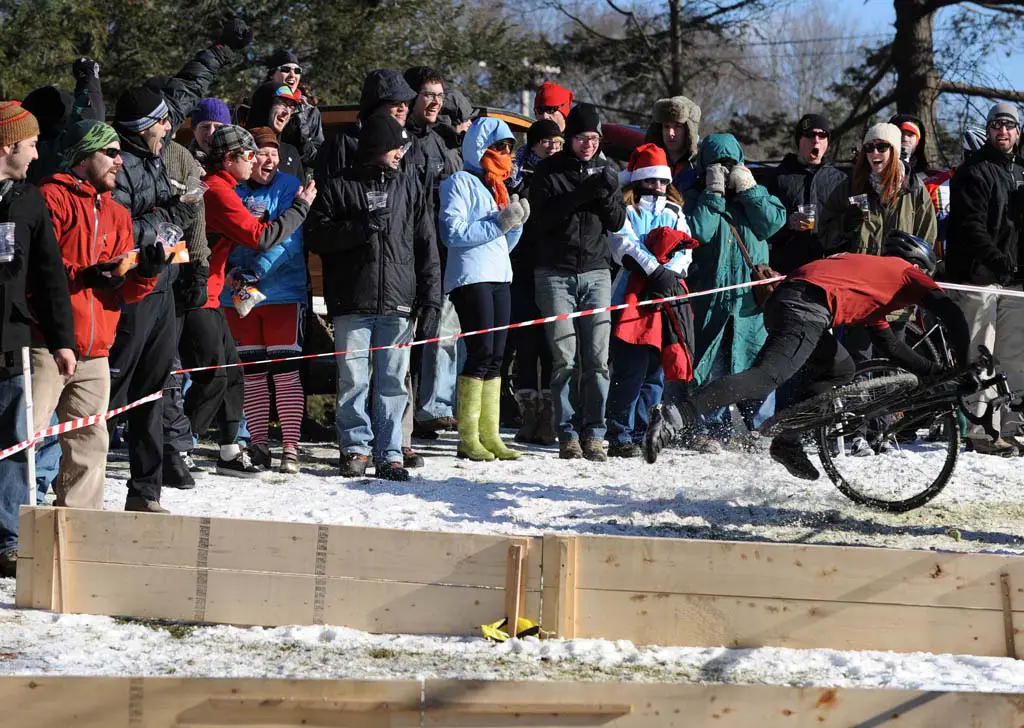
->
[989,119,1019,131]
[276,65,303,75]
[100,147,121,159]
[574,134,601,146]
[419,91,445,102]
[801,131,829,140]
[490,140,514,153]
[537,106,561,115]
[863,142,891,154]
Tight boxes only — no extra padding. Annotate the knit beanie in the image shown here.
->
[249,126,280,149]
[987,102,1020,127]
[61,119,119,168]
[794,113,830,143]
[534,81,573,119]
[191,98,232,128]
[267,49,299,69]
[22,87,70,138]
[565,103,601,139]
[0,101,40,147]
[526,119,563,148]
[862,122,902,151]
[358,114,410,159]
[115,87,169,133]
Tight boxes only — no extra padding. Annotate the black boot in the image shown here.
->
[769,437,820,480]
[162,449,195,490]
[643,403,694,464]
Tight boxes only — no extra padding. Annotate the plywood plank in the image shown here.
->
[14,506,36,608]
[61,561,540,634]
[576,535,1024,611]
[576,588,1016,655]
[29,507,56,611]
[49,508,541,590]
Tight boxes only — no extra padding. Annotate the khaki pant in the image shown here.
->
[951,287,1024,438]
[30,349,110,509]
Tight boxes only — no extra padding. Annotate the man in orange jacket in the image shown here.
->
[37,119,166,510]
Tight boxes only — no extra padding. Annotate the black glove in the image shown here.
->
[135,243,173,278]
[581,166,618,197]
[218,18,253,50]
[72,57,100,80]
[80,260,124,290]
[645,265,680,299]
[844,204,867,234]
[178,263,209,311]
[415,306,441,341]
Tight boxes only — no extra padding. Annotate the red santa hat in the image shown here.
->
[619,143,672,186]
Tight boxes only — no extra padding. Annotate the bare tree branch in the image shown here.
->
[690,0,765,27]
[833,89,900,140]
[546,1,620,42]
[939,79,1024,101]
[604,0,674,91]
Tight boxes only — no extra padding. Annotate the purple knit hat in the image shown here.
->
[191,98,231,127]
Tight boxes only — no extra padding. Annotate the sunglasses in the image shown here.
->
[276,65,303,74]
[801,131,829,140]
[989,119,1018,131]
[537,106,561,115]
[100,147,121,159]
[490,140,514,153]
[234,150,256,161]
[863,142,892,154]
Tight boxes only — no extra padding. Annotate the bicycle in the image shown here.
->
[759,344,1020,513]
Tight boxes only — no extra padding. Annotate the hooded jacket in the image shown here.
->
[766,153,848,274]
[24,76,105,184]
[305,162,441,318]
[219,170,307,308]
[0,183,75,364]
[39,173,159,357]
[439,118,522,293]
[945,143,1024,285]
[608,194,692,306]
[114,43,237,294]
[684,133,787,383]
[528,149,626,274]
[246,82,306,180]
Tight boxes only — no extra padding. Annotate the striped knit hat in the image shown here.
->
[0,101,40,147]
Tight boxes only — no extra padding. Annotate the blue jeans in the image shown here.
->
[34,413,60,503]
[534,268,611,442]
[0,374,28,554]
[607,337,664,445]
[416,297,463,422]
[334,315,412,464]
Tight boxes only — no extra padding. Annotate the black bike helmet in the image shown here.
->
[882,231,938,275]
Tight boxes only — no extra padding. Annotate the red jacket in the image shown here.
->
[39,173,158,357]
[202,170,265,309]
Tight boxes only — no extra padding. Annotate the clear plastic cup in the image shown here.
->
[797,203,817,231]
[0,222,14,263]
[181,180,209,204]
[155,222,184,248]
[849,194,870,212]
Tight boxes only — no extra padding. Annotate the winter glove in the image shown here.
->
[415,306,441,341]
[135,243,174,278]
[218,18,253,50]
[644,265,680,299]
[518,197,531,224]
[728,164,756,193]
[79,260,124,290]
[496,197,527,233]
[72,57,100,80]
[705,163,728,195]
[844,203,868,234]
[178,263,209,311]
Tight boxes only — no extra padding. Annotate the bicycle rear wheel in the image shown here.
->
[816,362,960,513]
[759,373,920,438]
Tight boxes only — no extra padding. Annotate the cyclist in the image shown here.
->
[643,233,971,479]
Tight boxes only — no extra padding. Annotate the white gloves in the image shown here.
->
[496,194,530,233]
[729,164,756,193]
[705,163,728,195]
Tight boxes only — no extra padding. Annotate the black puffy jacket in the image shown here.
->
[305,164,441,318]
[765,154,848,274]
[0,183,75,365]
[113,44,236,293]
[946,143,1024,284]
[527,151,626,274]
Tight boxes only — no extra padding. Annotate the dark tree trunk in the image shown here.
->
[892,0,942,165]
[668,0,683,95]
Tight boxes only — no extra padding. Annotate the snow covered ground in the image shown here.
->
[2,431,1024,690]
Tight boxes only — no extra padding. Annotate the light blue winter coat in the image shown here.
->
[608,195,693,306]
[219,170,308,308]
[439,118,523,293]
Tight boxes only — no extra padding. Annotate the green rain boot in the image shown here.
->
[480,378,522,460]
[457,376,496,461]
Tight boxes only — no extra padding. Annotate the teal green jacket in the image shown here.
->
[683,134,787,383]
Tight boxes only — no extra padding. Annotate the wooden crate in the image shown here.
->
[16,507,539,635]
[2,676,1023,727]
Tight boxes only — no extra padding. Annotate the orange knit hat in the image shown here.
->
[0,101,40,147]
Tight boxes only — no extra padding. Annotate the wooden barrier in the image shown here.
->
[3,676,1024,727]
[14,507,1024,657]
[15,507,541,635]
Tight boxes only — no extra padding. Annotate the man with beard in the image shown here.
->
[245,82,304,179]
[0,102,76,578]
[36,120,163,511]
[106,18,253,513]
[766,113,847,274]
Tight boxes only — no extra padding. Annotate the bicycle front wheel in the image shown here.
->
[816,363,960,513]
